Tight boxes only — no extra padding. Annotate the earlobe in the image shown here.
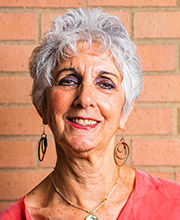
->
[119,101,134,131]
[33,98,48,125]
[119,114,128,131]
[43,116,48,125]
[34,89,49,125]
[35,106,48,125]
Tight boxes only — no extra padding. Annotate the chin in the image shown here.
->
[60,140,97,156]
[64,134,95,149]
[69,141,96,153]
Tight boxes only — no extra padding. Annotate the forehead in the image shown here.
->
[58,41,120,74]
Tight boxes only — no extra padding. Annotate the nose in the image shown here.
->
[73,84,96,109]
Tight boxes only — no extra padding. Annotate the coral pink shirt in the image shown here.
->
[1,170,180,220]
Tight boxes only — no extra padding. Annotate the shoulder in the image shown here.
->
[25,174,53,208]
[133,170,180,219]
[0,197,30,220]
[136,170,180,196]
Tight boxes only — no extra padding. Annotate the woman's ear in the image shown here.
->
[34,104,48,125]
[33,92,48,125]
[39,109,48,125]
[119,101,134,130]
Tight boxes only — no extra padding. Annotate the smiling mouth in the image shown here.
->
[67,117,100,129]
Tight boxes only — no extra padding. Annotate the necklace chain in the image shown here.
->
[50,167,120,216]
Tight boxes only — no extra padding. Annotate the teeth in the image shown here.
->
[72,119,98,126]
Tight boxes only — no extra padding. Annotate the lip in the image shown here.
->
[67,117,100,130]
[70,116,99,120]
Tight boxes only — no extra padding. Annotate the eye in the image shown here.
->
[95,77,116,90]
[58,74,80,87]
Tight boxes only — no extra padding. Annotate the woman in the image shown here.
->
[1,8,180,220]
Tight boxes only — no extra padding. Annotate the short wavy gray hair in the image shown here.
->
[29,8,143,115]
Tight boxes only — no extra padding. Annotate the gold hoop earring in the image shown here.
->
[38,124,47,161]
[114,135,129,167]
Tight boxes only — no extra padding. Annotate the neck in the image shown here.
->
[52,142,119,210]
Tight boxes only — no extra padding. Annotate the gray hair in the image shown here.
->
[29,8,143,115]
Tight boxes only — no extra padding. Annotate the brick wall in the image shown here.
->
[0,0,180,211]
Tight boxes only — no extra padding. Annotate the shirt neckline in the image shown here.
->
[24,168,139,220]
[116,167,138,219]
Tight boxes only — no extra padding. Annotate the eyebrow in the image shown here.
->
[56,67,78,75]
[55,68,79,80]
[99,71,120,79]
[55,68,120,80]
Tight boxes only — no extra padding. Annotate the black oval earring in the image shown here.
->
[38,125,47,161]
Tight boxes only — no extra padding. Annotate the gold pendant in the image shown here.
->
[85,214,99,220]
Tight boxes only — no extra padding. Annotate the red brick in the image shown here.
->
[132,139,180,166]
[0,0,83,7]
[0,107,52,135]
[0,140,34,168]
[87,0,176,6]
[0,76,32,103]
[179,109,180,134]
[134,12,180,38]
[0,13,36,40]
[137,45,176,72]
[148,171,172,181]
[176,172,180,183]
[125,108,172,135]
[0,171,50,200]
[39,140,57,168]
[0,45,36,72]
[139,75,180,102]
[0,202,13,213]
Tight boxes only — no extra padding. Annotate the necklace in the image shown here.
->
[50,168,120,220]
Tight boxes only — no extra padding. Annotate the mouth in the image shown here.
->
[67,117,100,130]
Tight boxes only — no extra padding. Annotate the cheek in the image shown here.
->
[48,89,74,116]
[97,92,124,119]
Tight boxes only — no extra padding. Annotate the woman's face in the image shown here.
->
[44,42,126,154]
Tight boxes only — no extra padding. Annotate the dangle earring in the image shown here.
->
[38,124,48,161]
[114,135,129,167]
